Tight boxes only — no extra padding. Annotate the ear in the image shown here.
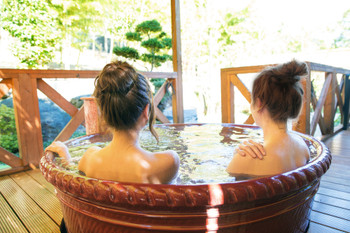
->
[255,98,264,112]
[142,104,150,121]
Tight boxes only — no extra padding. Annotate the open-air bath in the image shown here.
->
[40,123,331,233]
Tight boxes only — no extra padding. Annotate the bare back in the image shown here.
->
[78,144,179,184]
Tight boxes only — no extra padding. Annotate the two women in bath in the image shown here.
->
[46,61,179,184]
[227,60,310,177]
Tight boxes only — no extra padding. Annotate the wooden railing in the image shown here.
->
[0,69,181,175]
[221,62,350,138]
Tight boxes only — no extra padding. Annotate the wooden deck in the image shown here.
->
[0,129,349,233]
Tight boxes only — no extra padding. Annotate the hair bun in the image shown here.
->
[272,60,308,85]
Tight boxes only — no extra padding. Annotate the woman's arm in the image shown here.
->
[236,140,265,159]
[45,141,71,160]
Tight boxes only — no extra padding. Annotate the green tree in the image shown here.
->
[113,19,172,71]
[0,0,61,68]
[0,105,18,154]
[48,0,105,67]
[333,9,350,48]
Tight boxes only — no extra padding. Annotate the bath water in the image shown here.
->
[56,124,318,185]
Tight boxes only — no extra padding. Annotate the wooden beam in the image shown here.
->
[334,77,344,124]
[0,147,22,168]
[55,106,85,142]
[343,75,350,129]
[323,72,336,134]
[0,166,29,176]
[155,107,170,124]
[154,80,169,107]
[0,69,100,79]
[311,83,326,135]
[221,64,274,74]
[0,69,177,80]
[293,72,311,134]
[12,74,43,167]
[171,0,184,123]
[37,79,78,117]
[0,79,12,98]
[221,70,234,123]
[308,62,350,75]
[230,74,251,103]
[244,114,255,124]
[141,71,177,79]
[310,73,332,135]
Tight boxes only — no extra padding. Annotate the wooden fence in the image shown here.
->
[0,69,181,175]
[221,62,350,138]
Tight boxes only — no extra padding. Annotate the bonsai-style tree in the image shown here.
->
[113,20,173,110]
[113,19,172,71]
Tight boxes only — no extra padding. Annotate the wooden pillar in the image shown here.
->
[323,72,336,134]
[343,75,350,129]
[171,0,184,123]
[293,68,311,134]
[12,74,43,167]
[221,71,234,123]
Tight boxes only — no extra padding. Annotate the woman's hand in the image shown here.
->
[235,140,265,159]
[45,141,71,160]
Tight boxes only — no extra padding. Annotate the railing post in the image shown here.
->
[12,74,43,167]
[293,69,311,134]
[171,0,184,123]
[343,75,350,129]
[323,72,336,134]
[221,70,234,123]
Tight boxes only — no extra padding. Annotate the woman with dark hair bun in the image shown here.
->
[46,61,179,184]
[226,60,310,177]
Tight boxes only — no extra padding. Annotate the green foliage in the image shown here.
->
[136,20,162,35]
[0,105,18,153]
[218,9,249,46]
[126,32,142,41]
[0,0,61,68]
[333,9,350,48]
[113,46,140,60]
[48,0,105,66]
[113,19,172,71]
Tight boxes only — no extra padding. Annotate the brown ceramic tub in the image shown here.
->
[40,123,331,233]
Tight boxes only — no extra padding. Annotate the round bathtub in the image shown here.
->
[40,123,331,233]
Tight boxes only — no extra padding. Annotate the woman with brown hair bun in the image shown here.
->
[226,60,310,177]
[46,61,179,184]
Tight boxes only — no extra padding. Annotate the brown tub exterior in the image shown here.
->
[40,124,331,233]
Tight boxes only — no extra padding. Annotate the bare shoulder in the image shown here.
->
[78,146,102,172]
[148,150,180,184]
[290,133,310,162]
[154,150,180,167]
[226,152,253,175]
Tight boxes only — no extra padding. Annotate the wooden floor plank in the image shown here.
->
[314,193,350,210]
[320,180,350,193]
[310,210,350,232]
[0,176,60,233]
[317,187,350,201]
[321,176,350,186]
[312,201,350,221]
[10,172,62,225]
[308,221,346,233]
[0,193,28,233]
[25,169,56,194]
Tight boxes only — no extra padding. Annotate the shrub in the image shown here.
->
[0,104,18,153]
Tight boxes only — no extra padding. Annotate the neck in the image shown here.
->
[260,119,288,142]
[111,128,141,147]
